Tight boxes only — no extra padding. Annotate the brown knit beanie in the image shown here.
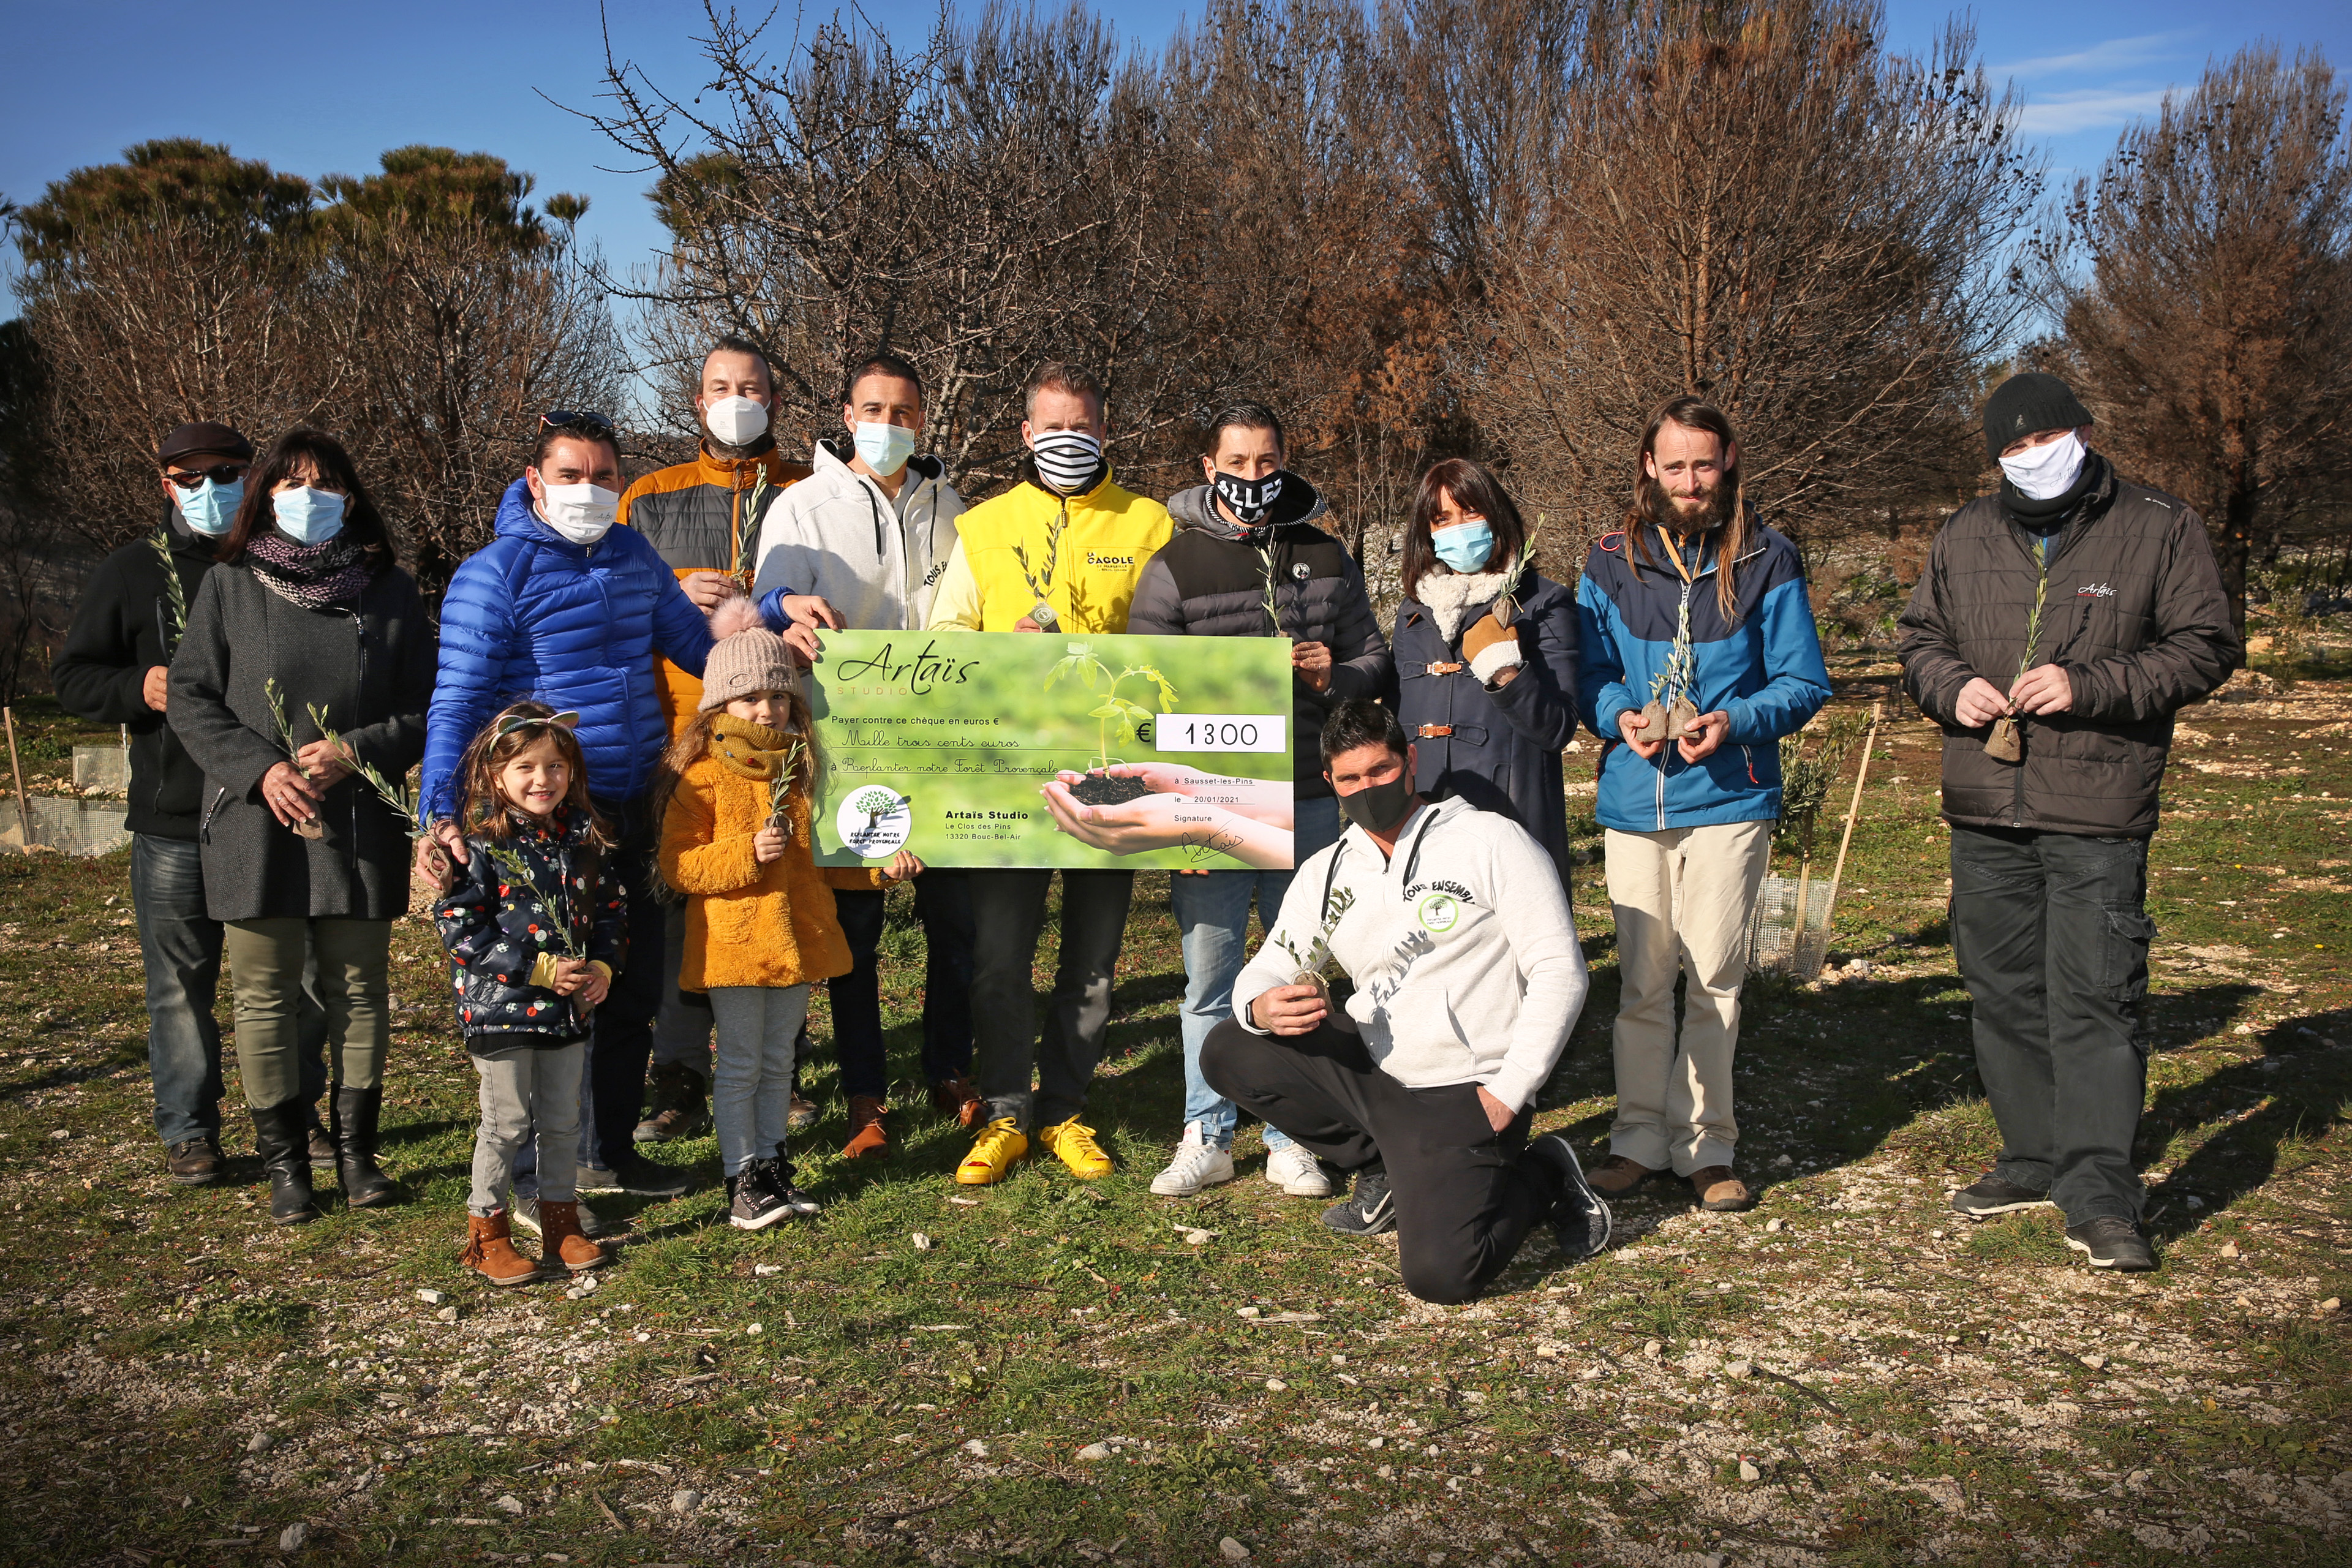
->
[698,628,799,712]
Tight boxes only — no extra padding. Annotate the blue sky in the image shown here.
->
[4,1,2344,312]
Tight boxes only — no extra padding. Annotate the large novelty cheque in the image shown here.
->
[807,629,1296,871]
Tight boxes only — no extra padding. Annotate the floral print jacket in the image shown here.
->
[433,806,627,1051]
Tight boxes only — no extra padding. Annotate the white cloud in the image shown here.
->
[2014,87,2177,135]
[1993,31,2198,80]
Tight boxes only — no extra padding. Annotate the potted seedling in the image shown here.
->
[1638,620,1701,745]
[263,679,326,839]
[1044,641,1180,807]
[1272,885,1357,1011]
[1985,538,2053,764]
[1011,514,1067,632]
[306,702,450,880]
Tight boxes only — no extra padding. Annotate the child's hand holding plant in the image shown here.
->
[753,824,787,864]
[551,957,611,1006]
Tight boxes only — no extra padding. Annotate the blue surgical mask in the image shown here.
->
[175,477,243,537]
[272,485,347,545]
[853,420,918,477]
[1432,519,1494,574]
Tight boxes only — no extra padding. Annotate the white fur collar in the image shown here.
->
[1416,566,1512,643]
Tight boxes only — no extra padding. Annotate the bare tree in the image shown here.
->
[1426,0,2037,557]
[2027,45,2352,632]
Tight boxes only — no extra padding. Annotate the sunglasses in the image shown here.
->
[493,710,581,739]
[540,411,616,434]
[164,463,249,489]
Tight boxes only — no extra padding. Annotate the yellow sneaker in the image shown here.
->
[1039,1117,1113,1180]
[956,1118,1029,1186]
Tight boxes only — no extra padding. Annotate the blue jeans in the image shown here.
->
[131,833,323,1147]
[1168,796,1343,1150]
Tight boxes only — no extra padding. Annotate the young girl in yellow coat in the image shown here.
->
[657,629,918,1230]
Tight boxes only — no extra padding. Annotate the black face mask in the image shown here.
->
[1337,772,1415,834]
[1212,470,1284,526]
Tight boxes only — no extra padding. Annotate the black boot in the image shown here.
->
[331,1083,399,1208]
[248,1097,318,1225]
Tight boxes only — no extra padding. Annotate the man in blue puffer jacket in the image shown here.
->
[1576,397,1830,1217]
[420,416,716,1197]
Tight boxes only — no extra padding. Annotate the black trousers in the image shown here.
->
[587,795,667,1170]
[805,870,976,1102]
[1202,1018,1542,1305]
[1950,825,2152,1224]
[968,869,1133,1132]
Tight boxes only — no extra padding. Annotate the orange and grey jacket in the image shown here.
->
[616,445,814,730]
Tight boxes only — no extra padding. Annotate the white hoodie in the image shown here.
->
[1233,796,1588,1112]
[750,439,967,631]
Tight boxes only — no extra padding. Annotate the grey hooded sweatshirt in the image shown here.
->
[1125,475,1392,796]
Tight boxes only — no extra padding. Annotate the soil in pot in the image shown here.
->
[1664,697,1700,741]
[1636,700,1668,743]
[1985,716,2024,763]
[1067,774,1155,808]
[1289,970,1332,1011]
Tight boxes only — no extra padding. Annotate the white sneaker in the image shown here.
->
[1150,1123,1235,1196]
[1264,1142,1332,1197]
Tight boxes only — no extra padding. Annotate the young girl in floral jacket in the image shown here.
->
[657,630,917,1231]
[435,702,627,1285]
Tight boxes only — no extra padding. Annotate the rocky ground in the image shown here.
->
[0,665,2346,1566]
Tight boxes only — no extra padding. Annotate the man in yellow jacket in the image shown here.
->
[926,362,1174,1183]
[614,335,819,1155]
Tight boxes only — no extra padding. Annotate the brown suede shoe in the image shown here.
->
[929,1075,986,1128]
[538,1200,610,1273]
[461,1212,546,1287]
[842,1096,891,1159]
[1691,1166,1755,1212]
[1588,1155,1662,1197]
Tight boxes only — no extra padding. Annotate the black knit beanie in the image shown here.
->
[1983,372,2094,463]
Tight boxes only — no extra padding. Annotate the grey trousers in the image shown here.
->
[1950,825,2153,1224]
[967,869,1133,1133]
[469,1040,586,1215]
[710,985,810,1176]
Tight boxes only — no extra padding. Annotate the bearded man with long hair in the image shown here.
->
[1575,397,1830,1213]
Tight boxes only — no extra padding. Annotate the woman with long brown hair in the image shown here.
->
[167,428,437,1224]
[1390,457,1582,884]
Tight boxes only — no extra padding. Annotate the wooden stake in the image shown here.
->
[1819,701,1887,958]
[4,706,32,849]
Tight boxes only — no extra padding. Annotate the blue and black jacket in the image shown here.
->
[1575,521,1830,832]
[433,806,628,1051]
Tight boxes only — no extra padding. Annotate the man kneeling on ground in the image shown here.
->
[1202,699,1610,1305]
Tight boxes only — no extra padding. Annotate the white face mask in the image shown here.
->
[704,394,769,447]
[1999,431,2087,500]
[538,482,620,546]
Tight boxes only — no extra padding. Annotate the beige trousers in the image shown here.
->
[1603,820,1773,1175]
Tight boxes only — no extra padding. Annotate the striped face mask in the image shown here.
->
[1030,429,1104,496]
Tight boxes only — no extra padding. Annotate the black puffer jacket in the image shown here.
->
[1125,477,1392,797]
[434,807,628,1051]
[50,514,219,839]
[1896,456,2241,837]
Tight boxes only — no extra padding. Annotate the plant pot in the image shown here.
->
[1028,601,1060,631]
[1985,715,2023,763]
[291,818,326,840]
[1289,969,1332,1011]
[1664,697,1700,741]
[1637,699,1668,742]
[767,809,796,842]
[418,839,451,884]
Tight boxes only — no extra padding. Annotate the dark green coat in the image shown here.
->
[167,559,436,922]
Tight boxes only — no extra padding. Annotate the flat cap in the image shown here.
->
[157,420,255,467]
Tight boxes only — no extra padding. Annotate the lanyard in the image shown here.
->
[1654,526,1700,586]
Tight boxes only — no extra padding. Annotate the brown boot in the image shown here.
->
[842,1096,891,1159]
[461,1212,546,1287]
[1588,1155,1662,1197]
[929,1074,986,1128]
[538,1200,611,1273]
[1691,1166,1755,1212]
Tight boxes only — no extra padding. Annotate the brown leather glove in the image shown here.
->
[1461,612,1523,685]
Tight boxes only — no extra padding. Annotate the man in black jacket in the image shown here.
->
[51,421,325,1185]
[1896,372,2240,1272]
[1118,401,1392,1200]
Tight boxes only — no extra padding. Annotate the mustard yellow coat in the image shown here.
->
[658,741,860,993]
